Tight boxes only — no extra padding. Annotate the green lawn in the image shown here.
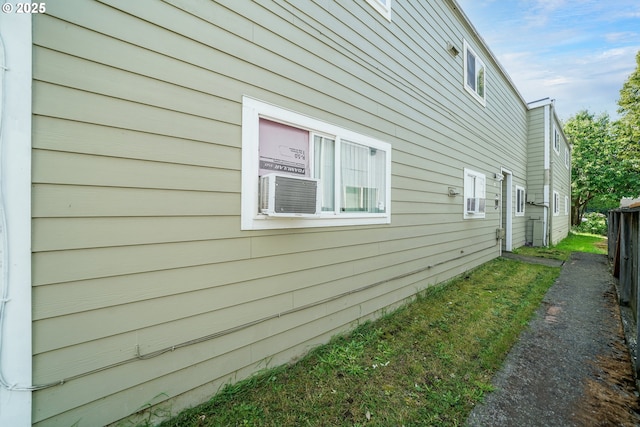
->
[142,232,606,427]
[150,260,560,427]
[513,231,607,261]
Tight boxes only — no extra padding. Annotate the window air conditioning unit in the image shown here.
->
[260,173,320,217]
[466,197,486,214]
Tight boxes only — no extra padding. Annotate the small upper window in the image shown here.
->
[365,0,391,21]
[463,168,486,219]
[515,186,525,216]
[463,40,486,106]
[553,127,560,154]
[564,146,570,168]
[564,195,569,215]
[553,191,560,216]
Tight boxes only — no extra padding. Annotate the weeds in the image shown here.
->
[158,258,560,427]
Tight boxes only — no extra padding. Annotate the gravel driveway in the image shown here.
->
[466,252,640,426]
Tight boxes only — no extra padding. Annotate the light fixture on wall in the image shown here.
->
[447,42,459,57]
[448,187,460,197]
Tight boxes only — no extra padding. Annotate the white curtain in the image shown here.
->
[341,140,386,212]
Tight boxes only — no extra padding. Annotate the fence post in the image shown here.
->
[609,211,618,263]
[634,211,640,379]
[620,213,631,305]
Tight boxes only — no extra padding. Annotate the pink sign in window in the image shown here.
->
[259,118,309,177]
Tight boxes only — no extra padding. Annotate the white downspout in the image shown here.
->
[542,105,550,246]
[0,12,33,427]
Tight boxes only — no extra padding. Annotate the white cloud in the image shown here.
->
[457,0,640,119]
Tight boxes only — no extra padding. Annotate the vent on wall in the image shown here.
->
[260,174,320,216]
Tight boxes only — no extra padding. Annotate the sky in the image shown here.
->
[455,0,640,120]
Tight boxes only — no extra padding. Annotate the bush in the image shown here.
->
[574,212,608,236]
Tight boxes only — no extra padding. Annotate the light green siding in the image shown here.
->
[526,106,547,245]
[31,1,538,425]
[550,112,572,243]
[525,102,571,246]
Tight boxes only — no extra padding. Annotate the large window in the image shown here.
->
[515,186,525,216]
[463,40,486,106]
[242,97,392,230]
[463,168,486,219]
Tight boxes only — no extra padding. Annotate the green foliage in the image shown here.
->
[617,51,640,148]
[564,109,640,225]
[574,212,608,236]
[585,194,619,214]
[564,51,640,225]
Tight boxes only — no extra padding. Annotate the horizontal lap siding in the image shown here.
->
[552,114,571,243]
[31,1,528,425]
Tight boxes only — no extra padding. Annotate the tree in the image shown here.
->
[617,51,640,147]
[616,51,640,169]
[564,111,615,225]
[564,51,640,226]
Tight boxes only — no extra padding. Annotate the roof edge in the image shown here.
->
[446,0,528,107]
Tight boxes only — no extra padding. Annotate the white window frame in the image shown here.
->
[553,191,560,216]
[463,168,486,219]
[463,40,486,106]
[515,185,525,217]
[241,96,392,230]
[365,0,391,21]
[564,195,569,215]
[564,146,570,168]
[553,127,560,154]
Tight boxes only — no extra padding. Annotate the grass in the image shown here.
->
[513,231,607,261]
[157,259,561,427]
[155,232,607,427]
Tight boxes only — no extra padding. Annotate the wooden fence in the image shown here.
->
[609,205,640,377]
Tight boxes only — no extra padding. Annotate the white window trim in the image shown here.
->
[564,147,570,168]
[564,195,569,216]
[365,0,391,21]
[463,40,486,107]
[553,191,560,216]
[241,96,392,230]
[463,168,486,219]
[515,185,525,217]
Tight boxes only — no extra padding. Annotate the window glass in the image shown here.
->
[314,135,335,211]
[466,50,476,91]
[463,168,486,219]
[516,186,525,216]
[463,41,486,105]
[341,141,386,213]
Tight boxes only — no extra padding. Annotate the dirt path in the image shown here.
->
[466,252,640,426]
